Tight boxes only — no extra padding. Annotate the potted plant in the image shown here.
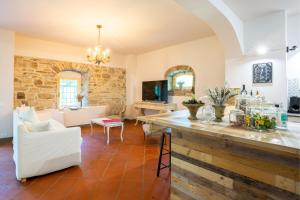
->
[208,87,235,122]
[182,95,204,120]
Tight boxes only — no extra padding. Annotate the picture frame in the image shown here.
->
[252,62,273,84]
[227,87,240,106]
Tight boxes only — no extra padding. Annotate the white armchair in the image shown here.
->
[13,107,82,181]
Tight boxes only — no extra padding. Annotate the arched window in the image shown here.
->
[165,66,195,96]
[58,71,82,107]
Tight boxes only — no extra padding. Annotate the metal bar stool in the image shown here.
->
[157,128,171,177]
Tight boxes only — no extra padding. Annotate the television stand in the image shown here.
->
[134,101,177,125]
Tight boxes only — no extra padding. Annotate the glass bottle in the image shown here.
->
[280,104,288,129]
[276,104,288,130]
[280,112,288,129]
[240,84,247,96]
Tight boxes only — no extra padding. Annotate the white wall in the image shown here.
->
[124,55,137,118]
[0,29,14,138]
[287,14,300,48]
[287,51,300,79]
[243,12,286,55]
[287,14,300,79]
[15,33,127,68]
[226,51,287,106]
[226,11,288,108]
[134,36,225,110]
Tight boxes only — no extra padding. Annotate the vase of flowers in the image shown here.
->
[77,94,84,107]
[208,87,235,122]
[182,95,205,120]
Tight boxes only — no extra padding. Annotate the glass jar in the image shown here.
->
[235,95,250,113]
[202,105,215,123]
[244,105,277,131]
[229,109,245,126]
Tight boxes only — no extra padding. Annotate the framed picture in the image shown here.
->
[252,62,272,84]
[227,88,240,106]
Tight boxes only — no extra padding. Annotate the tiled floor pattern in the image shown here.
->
[0,121,170,200]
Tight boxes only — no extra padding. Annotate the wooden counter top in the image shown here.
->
[138,110,300,157]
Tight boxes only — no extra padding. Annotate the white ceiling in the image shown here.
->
[0,0,214,54]
[223,0,300,21]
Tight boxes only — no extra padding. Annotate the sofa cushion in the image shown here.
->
[18,107,40,123]
[48,119,65,130]
[24,121,50,133]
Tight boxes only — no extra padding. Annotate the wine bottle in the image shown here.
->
[240,84,247,95]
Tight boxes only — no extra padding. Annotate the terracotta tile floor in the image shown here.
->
[0,121,170,200]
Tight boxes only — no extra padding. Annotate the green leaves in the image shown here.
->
[182,94,204,104]
[208,87,235,106]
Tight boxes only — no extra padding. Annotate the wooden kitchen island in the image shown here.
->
[138,110,300,200]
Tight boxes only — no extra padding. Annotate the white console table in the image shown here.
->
[134,101,177,125]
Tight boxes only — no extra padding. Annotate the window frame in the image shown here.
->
[59,79,80,107]
[57,71,82,108]
[174,73,194,90]
[165,66,195,96]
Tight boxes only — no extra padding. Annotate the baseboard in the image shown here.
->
[124,116,136,120]
[0,137,13,144]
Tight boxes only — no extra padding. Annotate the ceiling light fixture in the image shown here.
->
[87,25,110,65]
[256,45,268,55]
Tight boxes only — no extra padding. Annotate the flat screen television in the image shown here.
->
[142,80,168,103]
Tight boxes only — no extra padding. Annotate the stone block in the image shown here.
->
[17,92,25,99]
[34,79,43,86]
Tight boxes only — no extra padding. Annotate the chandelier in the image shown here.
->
[87,25,110,64]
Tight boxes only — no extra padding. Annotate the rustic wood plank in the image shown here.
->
[172,130,299,168]
[172,173,232,200]
[172,152,300,199]
[172,165,238,199]
[172,141,278,187]
[172,142,212,163]
[172,134,299,181]
[172,164,283,200]
[172,157,234,189]
[171,187,197,200]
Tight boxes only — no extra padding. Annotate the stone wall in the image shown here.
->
[14,56,126,110]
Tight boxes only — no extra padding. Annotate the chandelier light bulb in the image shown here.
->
[86,25,110,64]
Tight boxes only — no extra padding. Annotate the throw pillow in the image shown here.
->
[24,121,50,133]
[18,107,40,123]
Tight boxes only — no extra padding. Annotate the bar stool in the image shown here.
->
[157,128,171,177]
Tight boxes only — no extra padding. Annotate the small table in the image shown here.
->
[90,118,124,144]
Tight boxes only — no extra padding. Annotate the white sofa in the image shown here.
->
[36,108,65,124]
[13,107,82,181]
